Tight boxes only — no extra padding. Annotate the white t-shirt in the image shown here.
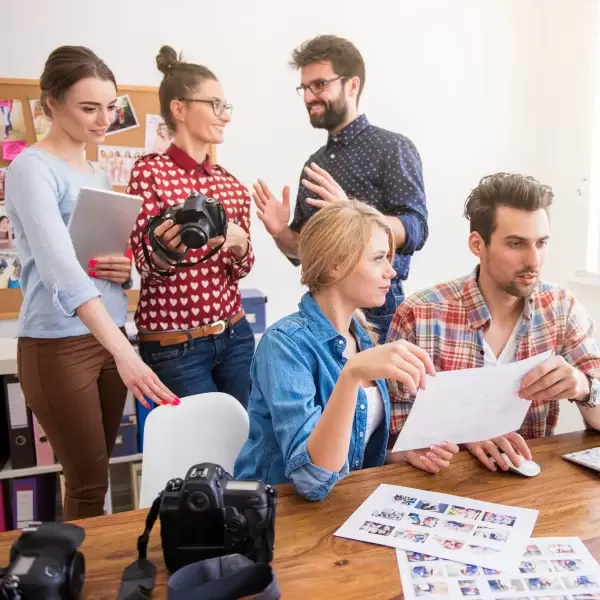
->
[482,317,521,366]
[362,385,385,445]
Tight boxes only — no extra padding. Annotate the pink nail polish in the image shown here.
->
[89,259,97,267]
[88,271,97,277]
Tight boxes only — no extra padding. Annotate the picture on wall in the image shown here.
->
[145,114,173,154]
[0,99,27,142]
[29,99,52,141]
[0,203,14,250]
[97,145,146,187]
[106,95,139,135]
[0,167,6,201]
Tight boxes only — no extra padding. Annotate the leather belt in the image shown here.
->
[137,310,245,347]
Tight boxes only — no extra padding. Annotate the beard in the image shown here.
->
[503,270,539,297]
[306,94,348,130]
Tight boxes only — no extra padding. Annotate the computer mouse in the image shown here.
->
[496,452,541,477]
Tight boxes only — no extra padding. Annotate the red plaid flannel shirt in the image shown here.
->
[387,268,600,440]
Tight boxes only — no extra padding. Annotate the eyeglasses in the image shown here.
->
[179,98,233,117]
[296,76,345,96]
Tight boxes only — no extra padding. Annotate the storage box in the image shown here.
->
[241,288,267,334]
[111,414,139,458]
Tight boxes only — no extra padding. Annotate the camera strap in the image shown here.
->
[142,212,225,278]
[117,494,280,600]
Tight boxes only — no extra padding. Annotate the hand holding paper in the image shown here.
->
[393,351,553,452]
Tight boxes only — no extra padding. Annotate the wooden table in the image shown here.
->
[1,431,599,599]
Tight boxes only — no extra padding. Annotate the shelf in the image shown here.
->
[0,453,142,481]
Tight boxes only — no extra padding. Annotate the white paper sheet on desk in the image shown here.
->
[393,350,552,452]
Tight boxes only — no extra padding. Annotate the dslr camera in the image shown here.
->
[159,463,277,574]
[0,522,85,600]
[162,191,227,250]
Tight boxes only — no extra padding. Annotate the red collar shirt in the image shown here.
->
[128,144,254,332]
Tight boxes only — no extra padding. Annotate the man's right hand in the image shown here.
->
[252,180,291,238]
[466,432,532,472]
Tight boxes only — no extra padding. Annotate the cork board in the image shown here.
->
[0,77,215,319]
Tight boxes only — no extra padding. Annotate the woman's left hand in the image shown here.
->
[207,222,249,258]
[89,254,132,284]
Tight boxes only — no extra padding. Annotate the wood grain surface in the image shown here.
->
[0,430,599,599]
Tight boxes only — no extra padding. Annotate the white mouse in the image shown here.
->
[496,452,541,477]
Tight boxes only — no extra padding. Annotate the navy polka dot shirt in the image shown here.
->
[290,114,428,287]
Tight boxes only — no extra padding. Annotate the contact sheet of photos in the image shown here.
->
[334,485,538,572]
[396,537,600,600]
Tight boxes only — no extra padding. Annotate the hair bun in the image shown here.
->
[156,45,182,75]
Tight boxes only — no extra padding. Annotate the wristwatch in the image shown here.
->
[571,375,600,409]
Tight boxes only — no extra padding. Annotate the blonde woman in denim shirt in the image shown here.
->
[234,200,459,501]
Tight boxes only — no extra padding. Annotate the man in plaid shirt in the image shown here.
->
[387,173,600,472]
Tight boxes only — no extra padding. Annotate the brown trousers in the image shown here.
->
[17,334,127,521]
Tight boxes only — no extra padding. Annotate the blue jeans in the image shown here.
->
[138,316,256,409]
[364,282,405,345]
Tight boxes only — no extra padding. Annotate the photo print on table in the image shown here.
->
[359,521,394,537]
[482,511,517,527]
[573,595,600,600]
[407,552,440,562]
[411,565,444,579]
[407,513,439,528]
[519,560,552,573]
[458,579,480,596]
[371,508,405,521]
[525,576,562,591]
[467,544,500,555]
[434,537,464,551]
[445,562,480,577]
[552,559,585,572]
[563,576,600,590]
[443,520,474,534]
[525,544,542,556]
[416,500,449,514]
[488,579,525,593]
[414,582,449,597]
[446,506,482,521]
[474,526,510,542]
[548,544,576,555]
[394,530,429,544]
[394,494,418,506]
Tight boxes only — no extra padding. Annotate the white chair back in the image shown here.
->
[138,392,249,508]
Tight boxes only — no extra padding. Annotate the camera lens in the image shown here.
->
[188,492,210,512]
[180,224,209,249]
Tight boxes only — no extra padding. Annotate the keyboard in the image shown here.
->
[562,446,600,473]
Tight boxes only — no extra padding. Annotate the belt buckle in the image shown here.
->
[211,319,227,335]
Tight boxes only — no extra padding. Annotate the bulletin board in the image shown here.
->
[0,77,216,319]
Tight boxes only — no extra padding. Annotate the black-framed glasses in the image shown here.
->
[179,98,233,117]
[296,76,345,96]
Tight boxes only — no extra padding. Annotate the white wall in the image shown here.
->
[1,0,599,430]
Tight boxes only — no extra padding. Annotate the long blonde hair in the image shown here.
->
[298,199,395,345]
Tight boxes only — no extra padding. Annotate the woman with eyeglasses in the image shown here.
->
[128,45,256,407]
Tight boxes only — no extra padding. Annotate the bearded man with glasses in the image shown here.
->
[253,35,428,343]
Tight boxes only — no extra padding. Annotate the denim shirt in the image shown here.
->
[4,147,130,338]
[234,293,391,501]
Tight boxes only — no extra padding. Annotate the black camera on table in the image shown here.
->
[0,522,85,600]
[163,191,227,249]
[159,463,277,575]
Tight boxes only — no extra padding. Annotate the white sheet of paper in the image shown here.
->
[393,351,553,452]
[396,537,600,600]
[333,484,538,573]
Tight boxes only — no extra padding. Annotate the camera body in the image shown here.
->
[159,463,276,574]
[163,191,227,249]
[0,522,85,600]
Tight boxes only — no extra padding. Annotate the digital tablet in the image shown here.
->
[67,187,143,269]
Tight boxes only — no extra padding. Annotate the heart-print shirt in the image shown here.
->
[127,143,254,333]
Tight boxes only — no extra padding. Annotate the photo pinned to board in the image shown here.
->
[0,99,27,141]
[28,99,52,141]
[334,484,538,572]
[396,537,600,600]
[97,145,146,187]
[145,114,173,153]
[0,167,6,201]
[106,95,139,135]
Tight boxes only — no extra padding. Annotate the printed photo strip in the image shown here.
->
[334,484,538,572]
[396,537,600,600]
